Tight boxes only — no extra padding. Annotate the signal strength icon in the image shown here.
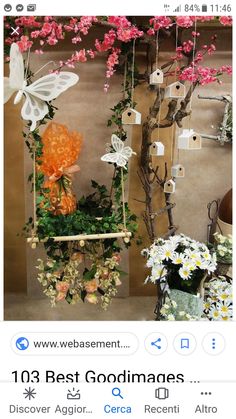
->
[173,5,181,12]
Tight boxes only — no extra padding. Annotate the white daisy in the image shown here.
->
[209,307,222,321]
[179,266,191,280]
[167,314,175,321]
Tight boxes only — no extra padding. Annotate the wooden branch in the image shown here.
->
[198,94,231,102]
[201,134,219,141]
[150,203,176,219]
[162,226,178,240]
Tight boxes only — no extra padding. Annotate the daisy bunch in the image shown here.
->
[204,276,233,321]
[142,234,217,294]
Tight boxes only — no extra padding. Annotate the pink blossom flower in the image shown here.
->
[35,49,44,55]
[15,16,41,28]
[219,16,232,26]
[207,43,216,55]
[71,49,87,63]
[104,82,109,92]
[149,16,172,31]
[182,40,194,53]
[87,49,96,59]
[108,16,131,28]
[17,35,33,52]
[176,16,195,28]
[56,281,70,293]
[47,36,58,46]
[95,29,116,52]
[106,48,121,78]
[196,16,214,22]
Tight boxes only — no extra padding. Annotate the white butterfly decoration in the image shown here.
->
[4,43,79,131]
[101,134,136,169]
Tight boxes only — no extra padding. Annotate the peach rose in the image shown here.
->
[85,293,98,304]
[84,279,99,293]
[56,281,70,293]
[70,252,84,263]
[56,292,67,302]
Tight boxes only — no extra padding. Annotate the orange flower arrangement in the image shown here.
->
[39,122,83,215]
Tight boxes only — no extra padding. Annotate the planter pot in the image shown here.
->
[216,217,232,236]
[169,289,203,320]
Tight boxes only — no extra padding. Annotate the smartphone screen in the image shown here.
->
[1,1,235,417]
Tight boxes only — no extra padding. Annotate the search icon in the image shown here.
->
[112,387,124,399]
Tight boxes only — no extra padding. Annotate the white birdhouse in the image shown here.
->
[171,164,185,178]
[121,108,141,125]
[164,179,176,194]
[178,129,202,150]
[150,68,164,85]
[150,141,165,156]
[164,82,186,99]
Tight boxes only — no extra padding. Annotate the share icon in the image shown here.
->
[145,333,168,355]
[151,338,162,349]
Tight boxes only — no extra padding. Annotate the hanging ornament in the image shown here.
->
[164,82,186,99]
[4,43,79,131]
[164,179,176,194]
[178,129,202,150]
[121,108,141,125]
[171,164,185,178]
[122,39,142,125]
[101,134,136,169]
[150,68,164,85]
[150,141,165,156]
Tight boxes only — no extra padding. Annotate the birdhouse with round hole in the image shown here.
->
[150,141,165,156]
[164,82,186,99]
[171,164,185,178]
[178,129,202,150]
[121,108,141,125]
[150,68,164,85]
[164,179,176,194]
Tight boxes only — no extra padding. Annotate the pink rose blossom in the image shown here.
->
[176,16,195,28]
[219,16,232,26]
[56,282,70,293]
[17,35,33,52]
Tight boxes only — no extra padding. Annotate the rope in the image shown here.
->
[123,58,127,100]
[121,168,127,230]
[131,39,136,107]
[170,24,179,167]
[188,18,197,129]
[32,145,37,235]
[155,30,159,70]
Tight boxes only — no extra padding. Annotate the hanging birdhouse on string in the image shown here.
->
[164,179,176,194]
[150,68,164,85]
[164,82,186,99]
[150,141,165,156]
[178,129,202,150]
[171,164,185,178]
[121,108,141,125]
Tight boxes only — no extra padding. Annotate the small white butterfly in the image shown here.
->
[4,43,79,131]
[101,134,136,169]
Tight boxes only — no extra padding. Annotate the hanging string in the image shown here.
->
[131,39,136,107]
[156,32,162,141]
[171,24,179,167]
[123,57,127,100]
[32,145,37,236]
[121,168,127,230]
[188,18,197,129]
[155,30,159,70]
